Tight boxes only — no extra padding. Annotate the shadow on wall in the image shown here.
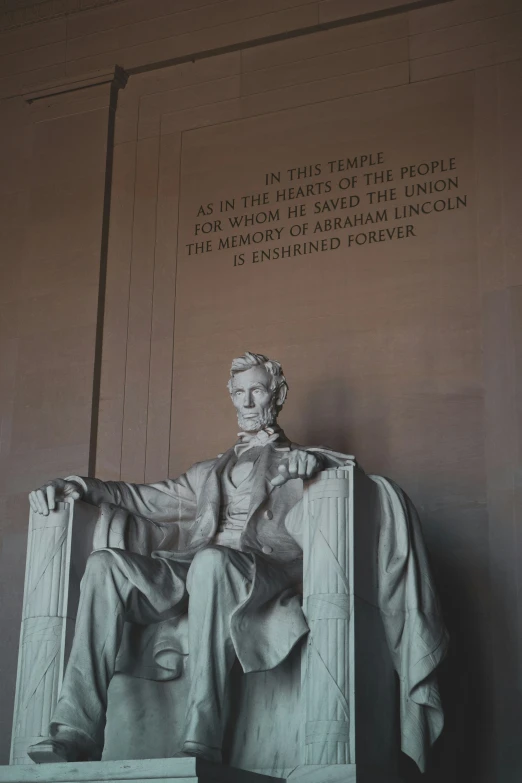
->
[299,380,495,783]
[297,376,392,474]
[405,551,492,783]
[0,528,28,766]
[299,376,356,453]
[425,557,522,783]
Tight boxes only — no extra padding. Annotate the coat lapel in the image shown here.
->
[194,449,233,542]
[194,438,289,542]
[246,445,280,522]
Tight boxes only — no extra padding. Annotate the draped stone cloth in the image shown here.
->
[68,437,448,772]
[372,476,449,772]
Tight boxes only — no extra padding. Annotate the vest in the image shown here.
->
[212,457,257,549]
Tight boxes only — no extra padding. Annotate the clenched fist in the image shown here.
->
[29,478,83,516]
[270,450,322,487]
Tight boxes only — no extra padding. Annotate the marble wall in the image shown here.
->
[0,1,521,780]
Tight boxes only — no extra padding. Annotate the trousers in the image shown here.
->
[50,545,254,758]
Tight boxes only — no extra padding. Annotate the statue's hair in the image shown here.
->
[227,352,288,411]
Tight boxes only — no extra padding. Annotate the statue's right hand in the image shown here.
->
[29,479,83,516]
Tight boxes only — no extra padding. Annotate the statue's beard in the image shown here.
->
[237,400,278,432]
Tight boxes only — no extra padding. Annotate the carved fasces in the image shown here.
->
[302,466,354,766]
[10,501,98,765]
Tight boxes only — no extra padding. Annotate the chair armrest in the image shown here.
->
[301,463,398,772]
[301,465,354,765]
[10,499,99,764]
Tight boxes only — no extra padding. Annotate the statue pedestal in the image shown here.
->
[0,757,279,783]
[0,760,402,782]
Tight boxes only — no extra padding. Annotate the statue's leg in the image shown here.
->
[29,548,188,763]
[182,546,254,764]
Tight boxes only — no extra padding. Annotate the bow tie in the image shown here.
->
[234,427,280,457]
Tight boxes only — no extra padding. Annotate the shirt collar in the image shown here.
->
[234,425,290,457]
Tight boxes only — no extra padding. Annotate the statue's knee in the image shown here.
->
[84,549,117,578]
[189,546,228,578]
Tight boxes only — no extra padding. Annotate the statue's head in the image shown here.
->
[228,352,288,432]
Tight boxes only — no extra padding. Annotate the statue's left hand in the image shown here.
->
[271,450,322,487]
[29,478,83,516]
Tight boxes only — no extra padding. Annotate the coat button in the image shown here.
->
[262,545,273,555]
[264,509,273,520]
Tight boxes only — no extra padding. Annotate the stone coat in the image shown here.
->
[72,441,332,678]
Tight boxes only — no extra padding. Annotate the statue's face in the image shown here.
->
[230,366,277,432]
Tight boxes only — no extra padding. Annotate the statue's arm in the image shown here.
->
[282,452,357,544]
[68,472,198,523]
[29,468,199,523]
[271,445,355,487]
[304,446,355,467]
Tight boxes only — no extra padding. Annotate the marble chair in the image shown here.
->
[9,465,398,782]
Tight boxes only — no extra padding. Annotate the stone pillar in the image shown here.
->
[302,466,354,766]
[9,501,98,765]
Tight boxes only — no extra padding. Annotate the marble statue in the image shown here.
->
[22,352,448,775]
